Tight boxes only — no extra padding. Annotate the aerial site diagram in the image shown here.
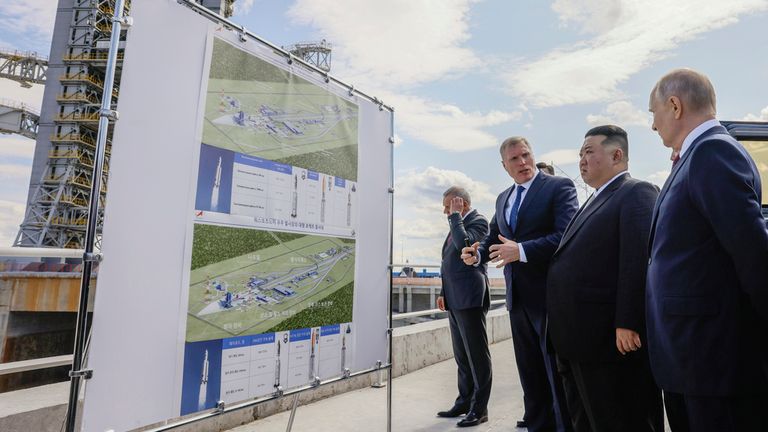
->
[186,224,355,342]
[203,37,359,182]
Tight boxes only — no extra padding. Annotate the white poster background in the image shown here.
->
[81,2,392,431]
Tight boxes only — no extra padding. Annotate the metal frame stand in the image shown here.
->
[63,1,130,431]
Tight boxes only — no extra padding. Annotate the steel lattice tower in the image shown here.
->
[15,0,234,249]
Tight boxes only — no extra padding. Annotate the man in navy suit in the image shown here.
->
[547,125,662,432]
[462,137,578,432]
[646,68,768,431]
[436,186,492,427]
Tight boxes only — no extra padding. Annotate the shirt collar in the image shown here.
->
[515,168,539,190]
[594,170,628,197]
[679,119,720,158]
[462,208,474,220]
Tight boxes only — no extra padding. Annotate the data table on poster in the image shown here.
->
[206,324,351,405]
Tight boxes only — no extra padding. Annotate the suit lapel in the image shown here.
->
[648,125,727,249]
[557,174,628,254]
[497,185,515,237]
[514,172,544,234]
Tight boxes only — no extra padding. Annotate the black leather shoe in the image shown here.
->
[516,420,528,428]
[457,411,488,427]
[437,406,468,418]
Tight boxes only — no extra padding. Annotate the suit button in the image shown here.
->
[648,258,652,265]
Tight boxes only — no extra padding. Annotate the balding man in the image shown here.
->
[646,68,768,431]
[436,186,492,427]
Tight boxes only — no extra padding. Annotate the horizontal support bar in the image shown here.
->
[393,300,506,321]
[391,263,440,269]
[0,354,72,375]
[0,247,84,259]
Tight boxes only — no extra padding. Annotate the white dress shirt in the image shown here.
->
[503,168,539,263]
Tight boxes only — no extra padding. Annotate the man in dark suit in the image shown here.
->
[646,68,768,431]
[462,137,578,432]
[547,125,662,432]
[436,186,492,427]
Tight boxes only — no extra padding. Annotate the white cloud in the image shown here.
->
[743,106,768,121]
[285,1,522,152]
[646,170,670,187]
[287,0,482,89]
[538,148,580,166]
[0,0,56,53]
[393,167,496,264]
[0,199,24,247]
[552,0,624,32]
[505,0,768,107]
[392,134,404,148]
[388,93,520,152]
[586,100,649,127]
[233,0,256,15]
[395,166,496,209]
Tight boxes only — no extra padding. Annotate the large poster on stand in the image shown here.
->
[180,37,362,414]
[80,2,392,431]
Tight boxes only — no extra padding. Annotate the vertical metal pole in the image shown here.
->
[386,112,395,432]
[285,393,301,432]
[64,1,126,431]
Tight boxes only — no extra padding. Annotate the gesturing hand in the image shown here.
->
[450,196,464,214]
[488,235,520,268]
[461,242,479,265]
[616,328,642,355]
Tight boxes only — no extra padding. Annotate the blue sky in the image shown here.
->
[1,0,767,265]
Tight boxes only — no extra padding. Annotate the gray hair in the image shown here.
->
[652,68,717,116]
[499,136,533,158]
[443,186,471,205]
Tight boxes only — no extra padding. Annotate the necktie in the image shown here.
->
[672,153,680,166]
[508,185,525,231]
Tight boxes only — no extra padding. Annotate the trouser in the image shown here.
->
[663,391,768,432]
[509,302,571,432]
[448,306,492,414]
[556,353,663,432]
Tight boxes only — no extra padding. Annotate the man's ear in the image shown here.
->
[670,96,683,120]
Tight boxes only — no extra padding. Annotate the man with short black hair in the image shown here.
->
[547,125,662,432]
[436,186,493,428]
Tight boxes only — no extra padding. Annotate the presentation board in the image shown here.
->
[80,2,393,431]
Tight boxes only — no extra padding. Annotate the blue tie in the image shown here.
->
[508,185,525,231]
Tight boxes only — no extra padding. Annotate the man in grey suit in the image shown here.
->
[436,186,492,428]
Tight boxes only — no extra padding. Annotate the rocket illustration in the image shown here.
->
[198,349,209,411]
[346,191,352,226]
[308,329,317,379]
[320,176,326,223]
[274,341,281,388]
[340,334,346,373]
[211,156,222,211]
[291,174,298,218]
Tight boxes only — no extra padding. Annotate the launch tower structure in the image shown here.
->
[15,0,234,249]
[286,40,332,72]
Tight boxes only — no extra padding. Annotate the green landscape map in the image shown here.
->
[186,224,355,342]
[203,38,359,181]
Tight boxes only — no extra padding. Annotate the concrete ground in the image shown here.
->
[228,338,526,432]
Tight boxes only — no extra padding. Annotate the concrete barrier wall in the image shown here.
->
[0,309,511,432]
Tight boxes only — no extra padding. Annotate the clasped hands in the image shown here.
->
[461,235,520,268]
